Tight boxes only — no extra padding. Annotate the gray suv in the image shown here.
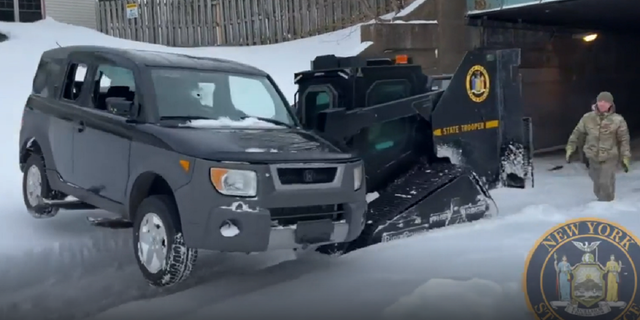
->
[19,46,367,287]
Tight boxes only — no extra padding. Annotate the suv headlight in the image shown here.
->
[210,168,257,197]
[353,164,363,191]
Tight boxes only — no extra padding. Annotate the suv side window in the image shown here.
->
[61,63,88,101]
[91,65,136,112]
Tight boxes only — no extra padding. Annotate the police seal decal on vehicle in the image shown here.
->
[466,65,490,102]
[524,218,640,320]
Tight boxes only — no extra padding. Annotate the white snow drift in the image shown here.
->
[88,168,640,320]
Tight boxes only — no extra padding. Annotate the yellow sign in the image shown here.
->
[466,65,490,102]
[523,218,640,320]
[433,120,498,136]
[126,3,139,19]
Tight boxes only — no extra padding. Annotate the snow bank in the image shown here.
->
[88,172,640,320]
[436,144,463,164]
[383,278,512,320]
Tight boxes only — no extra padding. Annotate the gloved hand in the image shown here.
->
[623,157,631,173]
[565,146,574,163]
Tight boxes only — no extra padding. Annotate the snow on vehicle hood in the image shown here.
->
[141,123,357,163]
[179,117,284,129]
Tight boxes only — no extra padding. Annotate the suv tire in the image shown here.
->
[133,195,198,287]
[22,154,59,218]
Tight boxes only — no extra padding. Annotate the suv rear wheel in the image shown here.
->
[22,154,59,218]
[133,195,198,287]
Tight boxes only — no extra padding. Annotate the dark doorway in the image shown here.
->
[0,0,42,22]
[468,0,640,151]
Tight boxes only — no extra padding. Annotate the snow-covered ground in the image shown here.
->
[0,17,370,320]
[84,159,640,320]
[2,16,640,320]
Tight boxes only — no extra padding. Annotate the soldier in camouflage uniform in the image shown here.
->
[566,92,631,201]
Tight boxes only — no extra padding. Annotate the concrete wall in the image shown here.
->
[481,25,640,150]
[359,0,478,75]
[360,22,440,73]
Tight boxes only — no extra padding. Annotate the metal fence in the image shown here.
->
[96,0,395,47]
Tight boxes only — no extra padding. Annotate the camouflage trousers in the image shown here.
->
[587,158,618,202]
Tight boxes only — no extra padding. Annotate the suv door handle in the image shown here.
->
[77,121,86,133]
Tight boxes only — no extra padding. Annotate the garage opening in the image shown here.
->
[467,0,640,151]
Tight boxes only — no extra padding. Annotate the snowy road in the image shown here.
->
[84,158,640,320]
[5,152,640,320]
[2,17,640,320]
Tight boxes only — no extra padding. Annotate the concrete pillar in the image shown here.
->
[435,0,469,73]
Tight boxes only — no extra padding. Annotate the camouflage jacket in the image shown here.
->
[567,106,631,162]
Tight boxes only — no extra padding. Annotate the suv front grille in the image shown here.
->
[270,204,344,226]
[277,167,337,185]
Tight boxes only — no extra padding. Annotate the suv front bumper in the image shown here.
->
[175,159,367,253]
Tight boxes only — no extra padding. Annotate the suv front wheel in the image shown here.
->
[22,154,59,218]
[133,195,198,287]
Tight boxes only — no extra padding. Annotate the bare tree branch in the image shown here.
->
[357,0,384,22]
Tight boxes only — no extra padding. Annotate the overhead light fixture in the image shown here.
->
[572,32,598,42]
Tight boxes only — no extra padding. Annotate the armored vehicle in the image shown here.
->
[292,49,534,254]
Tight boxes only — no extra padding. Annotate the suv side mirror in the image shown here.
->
[106,97,133,117]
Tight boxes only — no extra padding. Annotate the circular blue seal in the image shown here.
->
[524,218,640,320]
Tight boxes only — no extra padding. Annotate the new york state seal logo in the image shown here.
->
[524,218,640,320]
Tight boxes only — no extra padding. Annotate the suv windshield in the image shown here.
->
[150,68,294,126]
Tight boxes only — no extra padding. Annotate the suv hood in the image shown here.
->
[142,125,358,163]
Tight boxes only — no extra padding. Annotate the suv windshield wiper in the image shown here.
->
[239,116,293,128]
[159,115,212,121]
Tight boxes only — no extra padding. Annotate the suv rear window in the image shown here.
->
[32,59,61,97]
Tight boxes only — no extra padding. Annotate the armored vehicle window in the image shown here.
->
[365,80,411,153]
[91,65,136,111]
[150,68,293,125]
[366,81,410,106]
[62,63,87,101]
[302,88,333,130]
